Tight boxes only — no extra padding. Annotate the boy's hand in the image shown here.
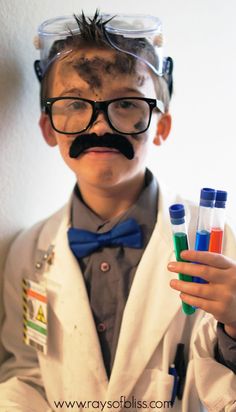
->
[168,250,236,339]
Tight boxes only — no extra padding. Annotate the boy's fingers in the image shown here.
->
[180,250,232,269]
[170,279,222,300]
[179,293,218,313]
[168,261,223,282]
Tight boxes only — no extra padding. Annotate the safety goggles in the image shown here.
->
[34,12,173,87]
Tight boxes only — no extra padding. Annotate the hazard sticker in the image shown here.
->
[36,305,47,324]
[22,279,47,354]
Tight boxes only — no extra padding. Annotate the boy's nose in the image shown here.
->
[88,111,113,136]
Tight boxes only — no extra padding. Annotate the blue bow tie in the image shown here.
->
[68,218,143,259]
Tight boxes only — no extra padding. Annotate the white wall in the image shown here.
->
[0,0,236,361]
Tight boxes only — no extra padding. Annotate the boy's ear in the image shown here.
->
[153,113,172,146]
[39,113,57,147]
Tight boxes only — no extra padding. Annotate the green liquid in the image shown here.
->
[173,232,195,315]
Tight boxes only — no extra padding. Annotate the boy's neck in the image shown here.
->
[77,172,146,221]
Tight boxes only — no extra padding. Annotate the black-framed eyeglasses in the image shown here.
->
[42,96,164,135]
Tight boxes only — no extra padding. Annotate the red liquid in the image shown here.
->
[209,228,223,253]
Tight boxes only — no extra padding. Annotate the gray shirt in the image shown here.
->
[70,169,236,378]
[71,169,157,377]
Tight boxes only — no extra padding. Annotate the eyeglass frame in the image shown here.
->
[42,96,164,136]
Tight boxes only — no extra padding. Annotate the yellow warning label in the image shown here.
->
[36,305,47,324]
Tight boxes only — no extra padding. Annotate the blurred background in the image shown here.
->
[0,0,235,361]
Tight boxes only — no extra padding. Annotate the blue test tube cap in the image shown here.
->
[215,190,227,208]
[169,204,185,225]
[200,188,216,207]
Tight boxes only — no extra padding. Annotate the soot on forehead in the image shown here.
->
[70,54,137,90]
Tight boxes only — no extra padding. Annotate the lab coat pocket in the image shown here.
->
[132,368,174,411]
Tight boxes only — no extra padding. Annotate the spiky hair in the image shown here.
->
[47,10,113,63]
[73,9,113,43]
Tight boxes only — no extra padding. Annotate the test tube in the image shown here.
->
[209,190,227,253]
[169,204,195,315]
[193,188,216,283]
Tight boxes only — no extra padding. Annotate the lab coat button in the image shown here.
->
[97,322,106,332]
[100,262,110,272]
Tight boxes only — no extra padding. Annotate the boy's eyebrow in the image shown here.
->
[112,87,145,96]
[58,88,83,97]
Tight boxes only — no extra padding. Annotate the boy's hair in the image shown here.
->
[40,11,171,112]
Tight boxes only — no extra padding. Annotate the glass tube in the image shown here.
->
[209,190,227,253]
[194,188,216,283]
[169,204,195,315]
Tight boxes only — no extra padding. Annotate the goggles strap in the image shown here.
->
[34,60,43,82]
[163,56,174,98]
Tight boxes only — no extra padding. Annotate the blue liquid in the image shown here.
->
[193,230,210,284]
[195,230,210,251]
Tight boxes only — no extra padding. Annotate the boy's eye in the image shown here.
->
[115,100,137,110]
[52,99,91,117]
[66,100,88,111]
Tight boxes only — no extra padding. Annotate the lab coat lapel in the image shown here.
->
[107,186,182,401]
[37,201,108,399]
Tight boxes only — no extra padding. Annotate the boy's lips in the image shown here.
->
[84,147,120,153]
[83,147,121,158]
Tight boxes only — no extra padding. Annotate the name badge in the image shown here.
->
[22,278,47,354]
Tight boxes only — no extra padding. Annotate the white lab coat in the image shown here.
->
[0,185,236,412]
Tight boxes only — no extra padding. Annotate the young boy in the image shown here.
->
[0,11,236,412]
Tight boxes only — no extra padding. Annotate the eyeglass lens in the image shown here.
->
[50,98,151,134]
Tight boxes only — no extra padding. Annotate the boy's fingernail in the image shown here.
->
[180,250,187,257]
[170,279,177,287]
[168,263,176,270]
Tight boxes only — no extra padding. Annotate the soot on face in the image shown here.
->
[71,54,138,90]
[56,50,148,95]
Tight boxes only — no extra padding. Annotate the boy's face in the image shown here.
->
[40,48,171,190]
